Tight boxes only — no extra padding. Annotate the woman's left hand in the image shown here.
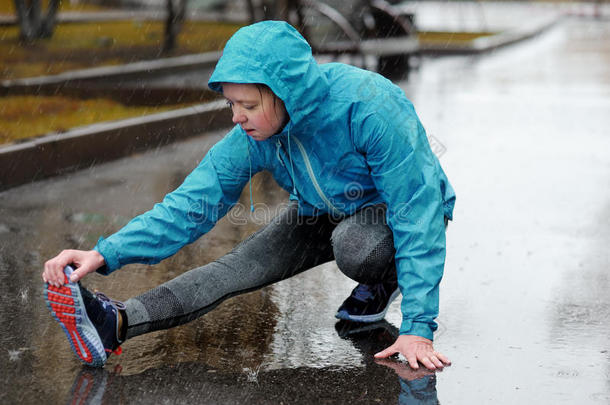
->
[374,335,451,370]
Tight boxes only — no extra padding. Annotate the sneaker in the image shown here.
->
[335,280,400,323]
[334,319,398,339]
[44,265,125,367]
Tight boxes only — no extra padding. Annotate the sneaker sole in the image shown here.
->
[44,266,107,367]
[335,288,401,323]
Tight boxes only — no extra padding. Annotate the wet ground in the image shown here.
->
[1,15,609,405]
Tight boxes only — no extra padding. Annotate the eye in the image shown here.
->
[225,100,234,108]
[244,104,256,110]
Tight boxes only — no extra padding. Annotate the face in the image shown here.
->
[222,82,287,141]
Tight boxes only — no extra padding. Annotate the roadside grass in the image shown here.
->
[0,95,196,144]
[418,30,496,45]
[0,0,106,14]
[0,20,242,80]
[0,17,241,145]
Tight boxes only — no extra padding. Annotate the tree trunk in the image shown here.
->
[245,0,257,23]
[40,0,59,38]
[13,0,58,42]
[163,0,187,53]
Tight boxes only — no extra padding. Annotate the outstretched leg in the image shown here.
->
[124,202,336,339]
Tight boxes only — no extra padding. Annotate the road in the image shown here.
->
[1,16,609,404]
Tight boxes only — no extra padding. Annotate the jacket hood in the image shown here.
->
[208,21,329,133]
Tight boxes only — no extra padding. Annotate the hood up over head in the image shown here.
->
[208,21,330,133]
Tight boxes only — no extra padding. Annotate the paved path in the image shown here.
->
[0,16,609,404]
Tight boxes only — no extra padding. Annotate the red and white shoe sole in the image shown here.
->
[44,266,107,367]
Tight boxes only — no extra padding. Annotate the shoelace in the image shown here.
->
[94,291,126,311]
[353,284,376,301]
[353,282,397,302]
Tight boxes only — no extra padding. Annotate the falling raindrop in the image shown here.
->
[7,347,29,362]
[19,287,29,304]
[7,350,21,361]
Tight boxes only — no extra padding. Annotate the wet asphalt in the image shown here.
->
[1,16,609,405]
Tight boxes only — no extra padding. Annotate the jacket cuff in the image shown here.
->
[399,319,435,341]
[93,237,120,275]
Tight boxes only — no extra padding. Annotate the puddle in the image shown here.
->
[1,13,609,405]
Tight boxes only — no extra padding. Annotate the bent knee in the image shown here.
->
[332,224,395,282]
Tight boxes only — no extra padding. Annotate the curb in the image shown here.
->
[1,51,221,98]
[0,101,231,191]
[1,51,222,106]
[419,16,559,55]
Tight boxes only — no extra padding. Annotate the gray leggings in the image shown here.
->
[124,202,396,339]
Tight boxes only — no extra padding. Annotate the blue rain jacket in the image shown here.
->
[94,21,455,340]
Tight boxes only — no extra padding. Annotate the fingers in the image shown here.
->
[42,249,103,287]
[374,335,452,373]
[430,355,445,369]
[406,352,420,370]
[417,352,450,371]
[43,250,72,287]
[435,351,452,366]
[419,354,441,370]
[69,265,92,283]
[374,345,398,359]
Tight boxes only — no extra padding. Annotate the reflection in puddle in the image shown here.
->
[65,320,439,404]
[2,14,610,405]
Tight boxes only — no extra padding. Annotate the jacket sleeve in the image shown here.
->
[359,106,447,341]
[94,127,257,274]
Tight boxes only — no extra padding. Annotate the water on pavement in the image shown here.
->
[1,16,609,405]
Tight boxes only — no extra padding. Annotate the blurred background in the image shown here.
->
[1,0,607,146]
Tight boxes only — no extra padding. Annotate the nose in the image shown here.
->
[231,107,246,124]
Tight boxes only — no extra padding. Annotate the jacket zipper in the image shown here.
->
[275,139,296,195]
[275,139,285,166]
[291,136,343,216]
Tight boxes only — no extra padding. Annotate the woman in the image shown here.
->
[43,21,455,370]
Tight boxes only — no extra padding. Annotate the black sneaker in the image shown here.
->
[334,319,398,339]
[44,265,125,367]
[335,280,400,323]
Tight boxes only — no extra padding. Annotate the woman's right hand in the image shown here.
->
[43,249,106,287]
